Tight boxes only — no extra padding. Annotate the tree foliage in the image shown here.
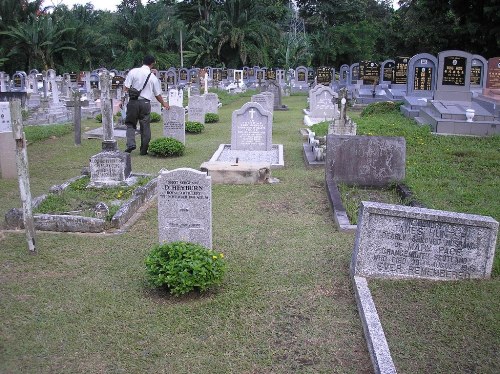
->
[0,0,498,74]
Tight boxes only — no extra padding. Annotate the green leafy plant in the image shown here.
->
[205,113,219,123]
[148,137,185,157]
[95,113,102,123]
[145,241,226,296]
[150,112,161,123]
[185,121,204,134]
[309,121,329,136]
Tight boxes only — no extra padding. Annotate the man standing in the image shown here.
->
[122,55,169,155]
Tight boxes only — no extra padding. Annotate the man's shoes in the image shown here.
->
[140,151,148,156]
[124,146,136,153]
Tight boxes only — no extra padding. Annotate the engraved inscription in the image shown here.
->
[442,56,466,86]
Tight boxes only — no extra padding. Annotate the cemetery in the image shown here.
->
[0,2,499,370]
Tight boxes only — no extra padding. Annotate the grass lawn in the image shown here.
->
[0,94,498,373]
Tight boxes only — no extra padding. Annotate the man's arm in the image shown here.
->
[155,94,170,110]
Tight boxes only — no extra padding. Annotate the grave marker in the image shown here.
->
[231,102,272,151]
[188,94,205,123]
[158,168,212,248]
[163,105,185,144]
[351,202,498,280]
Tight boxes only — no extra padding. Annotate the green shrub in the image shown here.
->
[310,121,329,137]
[360,101,403,117]
[150,112,161,123]
[148,137,185,157]
[205,113,219,123]
[145,241,226,296]
[185,121,204,134]
[95,113,102,123]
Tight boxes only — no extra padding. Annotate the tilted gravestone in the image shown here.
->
[351,201,499,280]
[326,135,405,187]
[157,168,212,248]
[231,101,273,151]
[163,105,185,144]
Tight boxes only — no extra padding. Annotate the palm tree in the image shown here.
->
[214,0,279,67]
[1,15,75,70]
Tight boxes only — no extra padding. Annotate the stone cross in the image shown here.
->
[99,70,116,151]
[66,89,89,146]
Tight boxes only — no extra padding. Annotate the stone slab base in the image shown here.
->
[209,144,284,169]
[200,161,272,184]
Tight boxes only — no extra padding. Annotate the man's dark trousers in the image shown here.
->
[125,98,151,154]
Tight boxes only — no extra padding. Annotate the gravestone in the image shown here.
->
[0,102,17,178]
[351,201,498,280]
[434,50,472,102]
[293,66,308,92]
[157,168,212,248]
[251,94,269,113]
[188,94,205,123]
[204,92,219,114]
[89,151,131,186]
[394,57,409,85]
[168,88,183,107]
[163,105,185,144]
[482,57,500,100]
[267,81,288,111]
[316,67,333,86]
[380,60,395,84]
[231,101,272,151]
[178,68,189,86]
[360,61,380,85]
[339,64,349,86]
[261,91,274,113]
[400,53,438,118]
[325,135,406,187]
[309,85,338,119]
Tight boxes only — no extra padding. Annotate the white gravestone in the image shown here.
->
[168,88,183,107]
[0,102,17,178]
[188,94,205,123]
[158,168,212,249]
[163,105,185,144]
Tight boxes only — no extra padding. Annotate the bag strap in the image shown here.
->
[139,73,152,93]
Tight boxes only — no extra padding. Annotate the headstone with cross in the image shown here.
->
[231,101,273,151]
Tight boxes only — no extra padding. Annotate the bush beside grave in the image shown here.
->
[205,113,219,123]
[150,112,161,123]
[185,121,204,134]
[145,241,226,296]
[148,137,185,157]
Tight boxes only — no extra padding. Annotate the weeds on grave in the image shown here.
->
[148,137,185,157]
[34,176,151,220]
[310,121,329,137]
[24,123,73,143]
[145,241,226,296]
[205,113,219,123]
[360,101,404,117]
[185,121,204,134]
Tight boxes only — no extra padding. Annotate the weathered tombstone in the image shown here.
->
[157,168,212,248]
[66,89,89,146]
[268,81,288,110]
[99,70,116,151]
[325,135,406,187]
[251,93,269,112]
[188,94,205,123]
[261,91,274,113]
[351,201,499,280]
[231,102,272,151]
[163,105,185,144]
[204,92,219,114]
[89,151,132,186]
[0,102,17,178]
[0,72,9,92]
[309,85,338,119]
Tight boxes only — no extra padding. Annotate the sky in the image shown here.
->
[43,0,400,13]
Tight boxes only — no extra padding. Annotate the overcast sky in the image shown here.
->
[43,0,400,13]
